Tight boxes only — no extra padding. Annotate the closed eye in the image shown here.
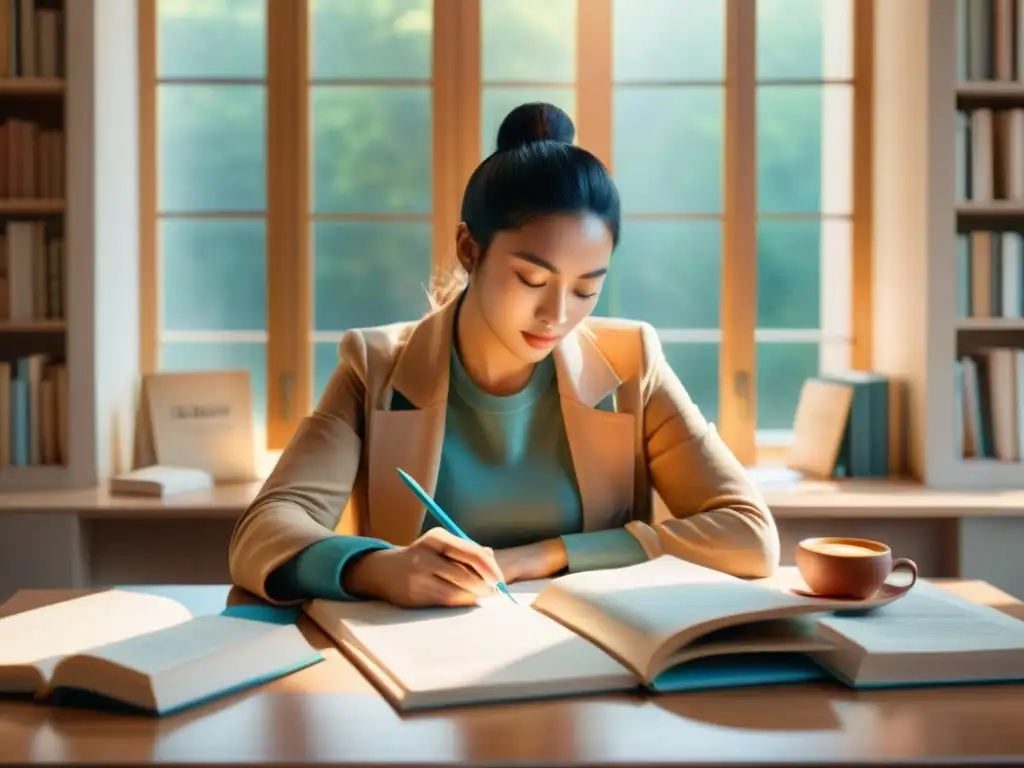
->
[516,273,545,289]
[517,272,599,300]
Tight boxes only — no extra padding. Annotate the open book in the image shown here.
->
[304,556,1024,711]
[0,589,323,715]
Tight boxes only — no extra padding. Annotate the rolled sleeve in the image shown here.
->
[265,536,394,602]
[560,528,648,573]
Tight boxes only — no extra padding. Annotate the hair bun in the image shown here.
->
[495,102,575,152]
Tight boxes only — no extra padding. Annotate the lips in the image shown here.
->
[522,331,559,349]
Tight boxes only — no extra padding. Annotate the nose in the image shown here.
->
[536,287,568,329]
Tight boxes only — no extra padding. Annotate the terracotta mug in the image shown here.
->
[795,537,918,600]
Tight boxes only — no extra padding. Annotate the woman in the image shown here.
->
[229,102,779,608]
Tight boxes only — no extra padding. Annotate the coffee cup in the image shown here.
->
[795,537,918,600]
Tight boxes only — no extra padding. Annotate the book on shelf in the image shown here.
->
[0,221,66,321]
[955,347,1024,460]
[788,373,892,479]
[0,0,63,80]
[956,107,1024,206]
[0,354,66,467]
[957,230,1024,318]
[305,556,1024,712]
[109,465,214,498]
[958,0,1024,82]
[0,588,323,716]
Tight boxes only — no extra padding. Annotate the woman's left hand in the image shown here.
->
[494,539,568,583]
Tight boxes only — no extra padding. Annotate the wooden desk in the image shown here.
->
[1,581,1023,766]
[3,475,1024,602]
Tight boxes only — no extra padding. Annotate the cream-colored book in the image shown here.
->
[305,556,918,711]
[812,580,1024,686]
[0,589,322,715]
[109,465,214,498]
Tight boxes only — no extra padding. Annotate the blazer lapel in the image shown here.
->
[366,300,641,543]
[366,299,457,545]
[553,329,638,531]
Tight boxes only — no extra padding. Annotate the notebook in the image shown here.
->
[0,589,323,715]
[304,555,1024,711]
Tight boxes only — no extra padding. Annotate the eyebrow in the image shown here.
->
[512,251,608,280]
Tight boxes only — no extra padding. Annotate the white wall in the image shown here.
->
[66,0,141,486]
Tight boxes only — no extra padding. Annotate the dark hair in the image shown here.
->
[430,102,621,306]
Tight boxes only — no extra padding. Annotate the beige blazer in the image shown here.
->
[229,295,780,603]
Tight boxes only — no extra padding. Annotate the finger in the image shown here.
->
[415,573,478,607]
[422,529,504,585]
[423,551,493,597]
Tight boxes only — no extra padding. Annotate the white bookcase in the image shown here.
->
[0,0,140,493]
[874,0,1024,490]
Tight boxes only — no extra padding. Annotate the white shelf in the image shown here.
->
[957,201,1024,217]
[872,1,1024,491]
[957,318,1024,331]
[956,80,1024,100]
[929,460,1024,492]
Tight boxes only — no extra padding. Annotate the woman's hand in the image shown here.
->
[342,527,505,608]
[495,539,568,583]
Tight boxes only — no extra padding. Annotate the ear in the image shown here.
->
[454,223,481,275]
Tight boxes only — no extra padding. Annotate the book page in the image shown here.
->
[0,590,193,672]
[68,614,288,675]
[533,556,853,679]
[542,556,813,641]
[817,581,1024,654]
[305,594,636,709]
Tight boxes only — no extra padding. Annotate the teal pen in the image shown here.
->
[395,467,516,603]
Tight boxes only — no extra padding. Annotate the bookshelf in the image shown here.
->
[0,0,142,493]
[873,0,1024,490]
[0,0,68,490]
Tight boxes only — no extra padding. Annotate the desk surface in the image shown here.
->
[4,472,1024,519]
[1,580,1024,766]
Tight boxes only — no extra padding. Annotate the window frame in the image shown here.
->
[138,0,875,466]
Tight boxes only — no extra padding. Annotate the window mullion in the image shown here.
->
[851,0,875,370]
[721,0,758,464]
[266,0,311,450]
[138,0,157,374]
[577,0,613,170]
[432,0,480,277]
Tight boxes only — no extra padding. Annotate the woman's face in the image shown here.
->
[457,212,614,364]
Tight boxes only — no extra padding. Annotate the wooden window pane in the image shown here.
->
[756,0,852,81]
[756,84,852,215]
[310,0,431,80]
[481,0,576,83]
[595,220,720,329]
[612,0,724,82]
[158,85,266,213]
[161,219,267,331]
[663,342,720,424]
[157,0,266,78]
[756,341,818,430]
[311,86,431,213]
[613,87,724,215]
[313,221,431,332]
[757,219,822,330]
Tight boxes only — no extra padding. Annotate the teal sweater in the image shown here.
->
[265,346,646,601]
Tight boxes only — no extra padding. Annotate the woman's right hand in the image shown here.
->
[342,527,506,607]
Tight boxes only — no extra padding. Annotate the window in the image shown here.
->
[149,0,269,447]
[754,0,855,452]
[140,0,872,467]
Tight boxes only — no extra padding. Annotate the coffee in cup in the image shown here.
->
[795,537,918,600]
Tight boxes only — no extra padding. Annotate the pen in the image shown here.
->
[395,467,516,603]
